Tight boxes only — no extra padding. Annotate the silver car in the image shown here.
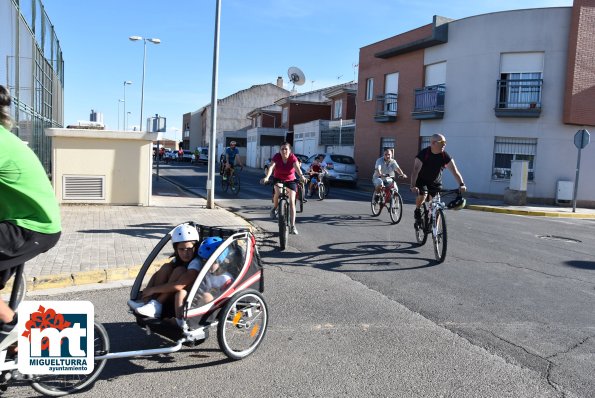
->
[302,153,359,186]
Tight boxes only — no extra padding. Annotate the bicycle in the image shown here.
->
[414,189,464,263]
[306,172,326,201]
[221,165,242,195]
[0,264,110,396]
[371,174,403,224]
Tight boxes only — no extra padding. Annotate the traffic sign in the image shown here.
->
[574,129,590,149]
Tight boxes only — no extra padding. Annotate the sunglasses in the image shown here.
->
[433,140,446,145]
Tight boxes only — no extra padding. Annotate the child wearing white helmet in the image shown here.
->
[129,223,200,319]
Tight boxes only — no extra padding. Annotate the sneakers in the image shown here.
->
[289,226,299,235]
[222,175,227,181]
[127,299,145,310]
[270,207,278,219]
[176,317,189,332]
[135,299,162,318]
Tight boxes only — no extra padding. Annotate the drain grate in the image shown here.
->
[537,235,581,243]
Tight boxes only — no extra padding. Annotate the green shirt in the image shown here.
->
[0,125,61,234]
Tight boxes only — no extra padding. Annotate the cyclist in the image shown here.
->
[373,148,406,202]
[410,133,466,226]
[262,142,307,235]
[223,141,243,180]
[306,157,326,197]
[0,85,62,342]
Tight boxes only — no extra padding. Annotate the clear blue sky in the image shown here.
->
[43,0,572,141]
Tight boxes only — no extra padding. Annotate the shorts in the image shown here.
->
[0,221,61,288]
[415,179,442,197]
[273,178,297,192]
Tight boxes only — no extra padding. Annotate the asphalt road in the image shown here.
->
[7,163,592,397]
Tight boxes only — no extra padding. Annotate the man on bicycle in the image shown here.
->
[410,133,466,226]
[373,148,406,202]
[0,85,61,343]
[223,141,243,180]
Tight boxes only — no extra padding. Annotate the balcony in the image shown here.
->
[495,79,543,118]
[374,93,398,122]
[412,84,445,119]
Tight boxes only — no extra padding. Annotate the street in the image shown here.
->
[8,162,594,397]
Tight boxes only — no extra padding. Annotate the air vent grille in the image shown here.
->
[63,175,105,200]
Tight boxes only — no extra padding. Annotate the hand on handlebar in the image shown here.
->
[410,186,420,195]
[260,177,269,185]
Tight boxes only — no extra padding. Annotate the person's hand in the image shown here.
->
[410,186,419,195]
[459,184,467,193]
[400,173,407,179]
[300,175,307,184]
[261,177,269,185]
[141,287,154,300]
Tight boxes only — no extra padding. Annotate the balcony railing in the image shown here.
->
[412,84,445,119]
[374,93,398,122]
[495,79,543,118]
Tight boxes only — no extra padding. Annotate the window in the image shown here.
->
[380,137,396,156]
[498,72,542,109]
[492,137,537,180]
[333,99,343,119]
[365,78,374,101]
[282,107,288,124]
[420,136,431,150]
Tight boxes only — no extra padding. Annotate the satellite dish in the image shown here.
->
[288,67,306,91]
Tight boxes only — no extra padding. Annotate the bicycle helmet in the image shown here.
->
[447,195,466,210]
[171,223,200,243]
[199,236,225,260]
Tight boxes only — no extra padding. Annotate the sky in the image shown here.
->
[42,0,572,141]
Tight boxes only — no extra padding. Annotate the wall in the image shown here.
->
[46,129,157,206]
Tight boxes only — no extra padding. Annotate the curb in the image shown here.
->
[466,204,595,219]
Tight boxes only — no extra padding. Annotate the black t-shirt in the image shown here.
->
[416,147,452,183]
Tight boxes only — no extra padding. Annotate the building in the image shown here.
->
[185,81,289,159]
[355,0,595,206]
[1,0,64,173]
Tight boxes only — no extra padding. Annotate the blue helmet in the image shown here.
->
[199,237,224,260]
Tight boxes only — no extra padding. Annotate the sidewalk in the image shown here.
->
[22,175,251,291]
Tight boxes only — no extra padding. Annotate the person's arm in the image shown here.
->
[225,149,230,164]
[410,158,422,191]
[263,161,275,182]
[293,161,306,182]
[142,269,198,298]
[445,159,466,192]
[236,153,243,167]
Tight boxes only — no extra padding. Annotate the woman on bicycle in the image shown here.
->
[262,142,307,235]
[0,85,62,343]
[373,148,406,201]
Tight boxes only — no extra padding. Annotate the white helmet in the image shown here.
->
[171,223,200,243]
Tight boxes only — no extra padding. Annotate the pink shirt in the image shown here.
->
[272,152,298,181]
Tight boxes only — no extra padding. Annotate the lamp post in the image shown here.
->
[123,80,132,130]
[129,36,161,131]
[117,99,124,130]
[127,111,131,131]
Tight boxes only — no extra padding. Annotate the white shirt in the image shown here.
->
[373,157,400,178]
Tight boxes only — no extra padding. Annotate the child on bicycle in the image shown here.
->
[306,157,325,197]
[373,148,406,202]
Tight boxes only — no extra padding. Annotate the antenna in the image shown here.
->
[288,66,306,92]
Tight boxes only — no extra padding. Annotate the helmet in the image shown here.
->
[171,224,200,243]
[199,237,224,260]
[447,195,466,210]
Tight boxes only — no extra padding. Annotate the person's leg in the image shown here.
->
[289,189,297,230]
[174,289,188,320]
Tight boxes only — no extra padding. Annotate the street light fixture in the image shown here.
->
[123,80,132,130]
[117,99,124,130]
[129,35,161,131]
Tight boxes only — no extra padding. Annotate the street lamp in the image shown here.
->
[129,36,161,131]
[127,111,131,132]
[117,99,124,130]
[123,80,132,130]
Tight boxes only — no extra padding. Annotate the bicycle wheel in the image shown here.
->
[389,191,403,224]
[278,200,289,250]
[432,209,448,263]
[217,289,268,360]
[30,321,110,396]
[317,184,326,200]
[296,183,304,213]
[371,191,382,216]
[230,173,240,195]
[415,209,428,246]
[221,174,229,192]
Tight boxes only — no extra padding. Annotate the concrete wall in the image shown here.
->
[422,7,595,203]
[46,128,158,206]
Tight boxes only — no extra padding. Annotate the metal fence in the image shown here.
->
[1,0,64,173]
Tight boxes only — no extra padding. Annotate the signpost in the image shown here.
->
[572,129,590,212]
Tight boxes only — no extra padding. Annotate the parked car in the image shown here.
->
[182,150,194,162]
[163,150,177,163]
[263,153,309,174]
[301,153,359,186]
[194,147,209,164]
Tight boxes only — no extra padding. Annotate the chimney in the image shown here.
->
[276,76,283,88]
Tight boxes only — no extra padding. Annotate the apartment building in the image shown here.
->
[356,0,595,205]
